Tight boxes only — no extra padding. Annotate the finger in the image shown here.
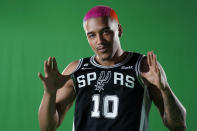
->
[47,57,52,71]
[153,53,160,73]
[150,51,154,65]
[152,53,158,72]
[154,54,158,67]
[52,57,58,70]
[155,60,160,73]
[152,52,156,66]
[44,61,49,76]
[147,51,152,66]
[38,72,45,81]
[147,52,150,66]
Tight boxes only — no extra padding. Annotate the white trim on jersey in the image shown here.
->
[135,55,152,131]
[135,55,145,86]
[72,119,75,131]
[90,52,133,69]
[71,58,84,92]
[74,58,84,73]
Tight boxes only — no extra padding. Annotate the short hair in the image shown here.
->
[83,5,119,24]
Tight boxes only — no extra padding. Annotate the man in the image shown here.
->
[38,5,186,131]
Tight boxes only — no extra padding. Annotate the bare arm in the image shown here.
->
[38,57,78,131]
[140,52,186,131]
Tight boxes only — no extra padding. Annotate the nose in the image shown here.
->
[97,34,105,45]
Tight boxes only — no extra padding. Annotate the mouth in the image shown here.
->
[96,46,108,53]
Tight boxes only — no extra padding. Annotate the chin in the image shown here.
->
[100,53,112,61]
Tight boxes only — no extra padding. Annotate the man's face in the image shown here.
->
[84,16,121,61]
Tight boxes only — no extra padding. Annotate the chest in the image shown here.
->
[76,69,137,89]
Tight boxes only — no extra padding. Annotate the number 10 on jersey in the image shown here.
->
[91,94,119,119]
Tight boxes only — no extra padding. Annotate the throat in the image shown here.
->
[95,51,129,66]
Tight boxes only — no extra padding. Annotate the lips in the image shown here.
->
[96,46,108,53]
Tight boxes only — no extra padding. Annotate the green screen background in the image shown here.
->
[0,0,196,130]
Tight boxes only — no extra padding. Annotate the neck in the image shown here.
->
[95,49,128,66]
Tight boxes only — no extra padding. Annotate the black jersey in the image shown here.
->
[71,52,152,131]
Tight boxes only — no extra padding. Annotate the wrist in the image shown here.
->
[159,83,170,94]
[44,89,57,96]
[156,80,169,91]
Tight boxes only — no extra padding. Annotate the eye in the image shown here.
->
[88,34,95,39]
[103,29,110,34]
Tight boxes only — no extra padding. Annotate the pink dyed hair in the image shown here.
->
[83,5,119,23]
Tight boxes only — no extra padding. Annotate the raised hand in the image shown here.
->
[38,57,70,94]
[141,51,167,90]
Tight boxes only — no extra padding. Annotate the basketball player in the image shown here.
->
[38,6,186,131]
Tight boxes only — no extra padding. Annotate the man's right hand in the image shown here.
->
[38,57,70,95]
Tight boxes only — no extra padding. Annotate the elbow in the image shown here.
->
[163,109,187,131]
[39,121,58,131]
[40,127,56,131]
[164,121,186,131]
[38,112,59,131]
[169,124,186,131]
[171,120,187,131]
[175,106,187,130]
[38,120,56,131]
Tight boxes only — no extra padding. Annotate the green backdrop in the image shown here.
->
[0,0,196,130]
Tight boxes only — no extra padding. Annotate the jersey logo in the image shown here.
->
[83,63,89,66]
[81,67,95,70]
[121,66,133,69]
[95,71,111,92]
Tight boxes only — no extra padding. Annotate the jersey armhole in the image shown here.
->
[135,55,151,101]
[135,55,152,131]
[70,58,83,92]
[135,55,145,87]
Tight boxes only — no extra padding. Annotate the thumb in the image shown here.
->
[140,72,147,79]
[38,72,45,81]
[140,72,151,86]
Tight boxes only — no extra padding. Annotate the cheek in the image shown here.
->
[88,41,96,50]
[107,32,115,42]
[105,35,115,46]
[88,37,95,44]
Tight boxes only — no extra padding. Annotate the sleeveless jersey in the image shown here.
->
[71,52,152,131]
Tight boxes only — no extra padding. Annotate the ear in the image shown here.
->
[118,24,123,37]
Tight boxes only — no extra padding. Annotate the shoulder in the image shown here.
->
[62,60,80,75]
[61,56,92,75]
[129,51,148,72]
[140,56,149,73]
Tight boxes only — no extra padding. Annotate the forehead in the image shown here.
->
[84,16,114,33]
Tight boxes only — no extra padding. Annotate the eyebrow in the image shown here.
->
[86,27,110,36]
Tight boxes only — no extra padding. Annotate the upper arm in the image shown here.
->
[55,60,79,127]
[140,56,165,117]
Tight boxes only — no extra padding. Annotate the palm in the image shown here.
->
[141,52,161,88]
[44,70,66,90]
[38,57,69,94]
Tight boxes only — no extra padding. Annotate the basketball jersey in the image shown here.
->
[71,52,152,131]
